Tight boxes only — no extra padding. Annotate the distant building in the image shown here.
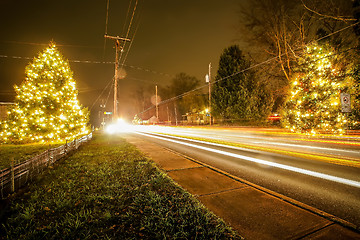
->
[148,116,159,124]
[0,102,15,121]
[183,109,210,125]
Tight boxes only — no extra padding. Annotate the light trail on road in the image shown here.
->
[251,141,360,154]
[129,125,360,227]
[135,131,360,188]
[135,126,360,161]
[129,126,360,226]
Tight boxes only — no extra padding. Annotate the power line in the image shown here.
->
[104,0,110,36]
[126,76,162,84]
[2,41,101,49]
[0,55,32,60]
[104,79,114,108]
[313,22,359,43]
[136,22,360,117]
[118,0,138,67]
[120,7,142,68]
[89,77,114,111]
[102,0,110,59]
[0,91,16,96]
[121,0,134,36]
[0,54,174,77]
[101,0,140,119]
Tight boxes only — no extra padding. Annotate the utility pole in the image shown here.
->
[174,103,178,126]
[155,85,159,120]
[206,63,212,125]
[167,105,170,123]
[104,34,130,121]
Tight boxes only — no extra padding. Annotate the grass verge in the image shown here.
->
[1,133,241,239]
[0,142,62,170]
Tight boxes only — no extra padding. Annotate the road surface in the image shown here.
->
[129,126,360,228]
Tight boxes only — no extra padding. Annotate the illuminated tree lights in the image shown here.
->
[0,42,90,143]
[282,43,351,134]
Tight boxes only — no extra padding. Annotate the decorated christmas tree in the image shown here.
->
[0,42,89,143]
[282,42,349,134]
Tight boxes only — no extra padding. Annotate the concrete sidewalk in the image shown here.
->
[125,135,360,240]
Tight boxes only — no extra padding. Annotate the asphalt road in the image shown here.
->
[130,126,360,228]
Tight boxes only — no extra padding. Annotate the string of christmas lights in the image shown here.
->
[0,42,90,143]
[282,42,351,135]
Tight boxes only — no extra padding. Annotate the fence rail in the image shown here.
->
[0,133,92,199]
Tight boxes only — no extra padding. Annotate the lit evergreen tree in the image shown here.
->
[350,64,360,129]
[282,42,351,134]
[0,42,89,143]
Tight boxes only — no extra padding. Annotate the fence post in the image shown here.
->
[30,157,33,181]
[1,169,3,199]
[10,157,15,193]
[46,148,49,167]
[65,140,68,154]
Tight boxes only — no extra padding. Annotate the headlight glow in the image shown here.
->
[105,118,134,134]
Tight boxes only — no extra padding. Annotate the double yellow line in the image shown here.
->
[294,138,360,146]
[155,132,360,168]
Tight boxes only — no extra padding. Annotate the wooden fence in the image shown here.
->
[0,133,92,199]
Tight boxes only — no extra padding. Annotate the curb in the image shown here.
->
[162,146,360,233]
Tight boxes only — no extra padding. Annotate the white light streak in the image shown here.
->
[106,119,134,134]
[142,126,359,155]
[252,141,360,155]
[135,132,360,188]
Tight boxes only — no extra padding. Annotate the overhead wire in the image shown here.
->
[136,53,282,116]
[136,22,360,116]
[104,78,114,107]
[91,0,112,112]
[91,0,113,111]
[4,5,357,117]
[0,54,174,77]
[102,0,110,59]
[315,22,359,42]
[121,0,133,36]
[2,41,101,49]
[118,0,138,67]
[91,0,140,111]
[120,8,142,68]
[89,77,114,111]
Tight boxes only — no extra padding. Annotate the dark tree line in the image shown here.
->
[134,73,206,123]
[211,45,272,123]
[134,0,360,127]
[237,0,359,112]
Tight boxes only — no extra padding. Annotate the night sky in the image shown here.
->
[0,0,240,122]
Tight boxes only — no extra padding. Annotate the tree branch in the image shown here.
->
[302,0,356,22]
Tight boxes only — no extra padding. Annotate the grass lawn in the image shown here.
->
[1,133,241,239]
[0,142,63,170]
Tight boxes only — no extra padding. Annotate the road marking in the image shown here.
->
[162,129,360,149]
[169,132,360,154]
[151,132,360,168]
[294,138,360,146]
[251,141,360,154]
[136,132,360,189]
